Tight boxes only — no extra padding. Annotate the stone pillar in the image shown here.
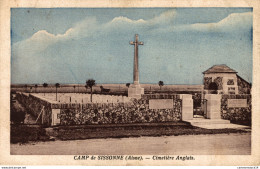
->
[181,94,193,120]
[52,109,61,126]
[205,94,221,119]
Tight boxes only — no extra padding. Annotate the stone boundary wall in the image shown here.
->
[221,94,251,123]
[16,93,183,126]
[237,75,251,94]
[59,94,182,125]
[16,93,53,126]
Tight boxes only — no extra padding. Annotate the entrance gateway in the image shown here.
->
[126,35,251,124]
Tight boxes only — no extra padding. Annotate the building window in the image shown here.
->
[227,79,234,85]
[228,87,235,94]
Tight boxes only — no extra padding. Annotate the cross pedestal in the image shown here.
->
[128,34,144,99]
[128,84,144,99]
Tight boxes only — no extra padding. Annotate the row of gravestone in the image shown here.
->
[37,93,131,103]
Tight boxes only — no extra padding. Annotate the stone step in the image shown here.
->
[192,123,250,129]
[185,118,250,129]
[208,115,221,119]
[187,119,230,125]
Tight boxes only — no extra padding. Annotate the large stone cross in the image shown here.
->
[130,34,143,85]
[128,34,144,98]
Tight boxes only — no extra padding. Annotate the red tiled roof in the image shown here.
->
[203,65,237,74]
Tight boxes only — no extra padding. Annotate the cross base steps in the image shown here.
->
[128,84,144,99]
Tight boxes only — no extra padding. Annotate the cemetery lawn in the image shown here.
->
[11,124,50,143]
[47,122,249,141]
[11,122,250,144]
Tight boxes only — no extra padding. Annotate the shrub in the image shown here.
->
[10,105,25,124]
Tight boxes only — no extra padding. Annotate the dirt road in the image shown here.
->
[11,133,250,155]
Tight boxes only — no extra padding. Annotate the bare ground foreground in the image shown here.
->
[11,133,250,155]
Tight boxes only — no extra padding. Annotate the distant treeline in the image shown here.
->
[11,85,202,95]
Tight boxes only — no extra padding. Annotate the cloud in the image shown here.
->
[18,10,176,40]
[61,17,98,40]
[148,10,177,25]
[11,10,252,84]
[190,12,252,32]
[13,10,177,57]
[111,16,146,24]
[14,11,252,51]
[13,17,99,57]
[138,11,252,36]
[108,9,176,26]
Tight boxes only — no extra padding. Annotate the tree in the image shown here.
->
[100,85,103,94]
[34,84,38,93]
[85,85,88,93]
[158,81,164,91]
[73,85,76,93]
[125,83,131,93]
[43,83,48,95]
[55,83,60,101]
[126,83,130,88]
[24,84,28,93]
[86,79,96,102]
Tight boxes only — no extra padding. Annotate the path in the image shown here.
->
[11,133,251,155]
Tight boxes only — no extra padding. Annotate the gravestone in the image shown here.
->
[96,95,102,103]
[118,96,123,102]
[100,96,105,103]
[112,96,117,103]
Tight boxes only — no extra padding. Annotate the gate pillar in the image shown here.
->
[181,94,193,120]
[205,94,221,119]
[52,109,61,126]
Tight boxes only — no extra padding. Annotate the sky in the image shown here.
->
[11,8,253,85]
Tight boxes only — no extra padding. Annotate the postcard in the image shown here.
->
[0,0,260,166]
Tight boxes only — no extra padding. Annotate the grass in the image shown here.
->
[50,122,249,141]
[11,122,250,143]
[11,124,50,143]
[230,120,251,126]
